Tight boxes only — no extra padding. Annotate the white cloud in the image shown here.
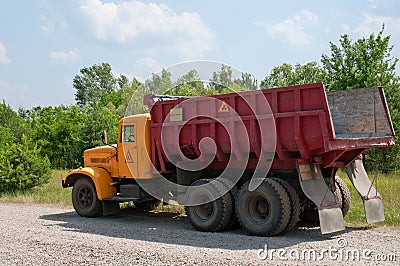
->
[41,17,69,33]
[299,9,319,24]
[133,57,163,82]
[368,0,377,9]
[353,13,400,36]
[135,57,162,74]
[0,80,41,108]
[49,49,79,62]
[0,41,11,64]
[260,9,319,45]
[341,24,351,33]
[79,0,216,58]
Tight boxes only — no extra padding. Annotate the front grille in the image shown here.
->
[90,158,109,164]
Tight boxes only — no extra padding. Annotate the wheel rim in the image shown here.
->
[248,195,270,222]
[194,202,214,220]
[77,186,94,208]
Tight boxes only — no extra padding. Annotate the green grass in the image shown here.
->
[339,169,400,227]
[0,170,72,205]
[120,201,185,214]
[154,202,185,214]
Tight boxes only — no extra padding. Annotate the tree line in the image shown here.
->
[0,26,398,192]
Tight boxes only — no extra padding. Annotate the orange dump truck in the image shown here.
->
[62,83,394,236]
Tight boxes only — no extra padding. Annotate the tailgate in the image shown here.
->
[327,87,394,139]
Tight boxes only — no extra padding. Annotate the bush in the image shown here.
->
[0,139,51,192]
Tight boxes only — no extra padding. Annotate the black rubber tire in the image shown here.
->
[299,200,319,225]
[334,176,351,217]
[185,179,233,232]
[215,178,240,230]
[235,178,291,236]
[300,176,352,224]
[72,177,103,217]
[272,178,300,233]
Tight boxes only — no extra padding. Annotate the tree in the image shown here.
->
[168,70,214,96]
[0,126,15,149]
[234,72,258,91]
[209,64,234,92]
[73,63,129,109]
[321,25,399,92]
[79,105,119,151]
[25,106,84,169]
[261,62,326,88]
[0,139,52,192]
[209,64,257,93]
[116,78,142,117]
[0,102,52,192]
[261,26,399,172]
[144,69,174,94]
[24,104,120,169]
[0,100,27,143]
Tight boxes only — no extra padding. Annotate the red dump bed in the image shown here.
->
[144,83,394,174]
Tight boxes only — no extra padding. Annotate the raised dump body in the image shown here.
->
[145,82,394,235]
[145,83,394,173]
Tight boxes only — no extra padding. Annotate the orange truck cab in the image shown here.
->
[62,113,154,216]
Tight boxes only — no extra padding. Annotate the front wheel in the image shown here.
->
[72,177,103,217]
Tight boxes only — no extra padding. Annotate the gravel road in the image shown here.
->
[0,203,398,265]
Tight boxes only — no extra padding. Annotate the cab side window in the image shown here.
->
[122,125,135,142]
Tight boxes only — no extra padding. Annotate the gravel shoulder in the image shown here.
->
[0,203,398,265]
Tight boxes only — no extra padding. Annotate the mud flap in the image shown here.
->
[346,159,384,224]
[102,201,121,216]
[297,163,345,234]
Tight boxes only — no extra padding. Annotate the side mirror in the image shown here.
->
[102,130,108,145]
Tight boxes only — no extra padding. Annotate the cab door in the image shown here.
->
[118,124,138,178]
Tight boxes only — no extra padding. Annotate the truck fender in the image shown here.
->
[63,167,117,200]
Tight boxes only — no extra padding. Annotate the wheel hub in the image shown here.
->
[249,196,270,221]
[195,203,214,220]
[78,186,93,207]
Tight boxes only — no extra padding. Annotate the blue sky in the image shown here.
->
[1,0,399,109]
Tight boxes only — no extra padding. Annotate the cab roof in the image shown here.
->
[120,113,150,124]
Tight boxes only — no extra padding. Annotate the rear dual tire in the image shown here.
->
[300,175,351,224]
[186,177,301,236]
[272,178,301,233]
[334,176,351,217]
[235,179,292,236]
[185,179,233,232]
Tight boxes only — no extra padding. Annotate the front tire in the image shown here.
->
[72,177,103,217]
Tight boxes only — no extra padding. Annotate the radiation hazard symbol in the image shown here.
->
[218,101,230,113]
[125,150,134,163]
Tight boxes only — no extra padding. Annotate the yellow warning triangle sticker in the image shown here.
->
[218,101,230,113]
[125,150,134,163]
